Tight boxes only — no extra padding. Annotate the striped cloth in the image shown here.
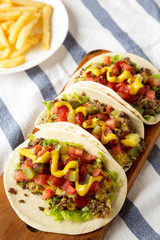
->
[0,0,160,239]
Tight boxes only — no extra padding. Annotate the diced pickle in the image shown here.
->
[111,109,119,118]
[67,112,75,123]
[127,147,139,157]
[59,143,69,155]
[134,106,144,115]
[23,167,37,179]
[67,171,77,182]
[32,163,44,173]
[92,124,101,135]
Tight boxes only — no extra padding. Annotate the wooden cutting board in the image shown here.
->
[0,50,160,240]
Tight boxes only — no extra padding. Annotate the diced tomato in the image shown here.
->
[59,106,69,116]
[81,153,97,161]
[91,132,101,141]
[64,156,77,165]
[68,147,84,157]
[75,112,85,126]
[86,77,94,81]
[144,85,150,93]
[61,181,76,195]
[42,189,53,200]
[92,168,102,177]
[20,163,28,171]
[88,113,108,121]
[116,83,130,100]
[94,78,107,85]
[146,90,155,100]
[88,181,102,194]
[104,126,112,136]
[107,139,118,147]
[52,105,59,114]
[75,194,88,208]
[86,71,94,81]
[32,145,42,155]
[13,171,26,182]
[111,144,122,155]
[105,118,116,130]
[121,62,135,75]
[79,165,87,182]
[106,105,113,115]
[56,106,69,122]
[56,114,68,122]
[45,147,56,152]
[148,78,159,87]
[33,174,49,185]
[106,81,117,90]
[116,82,125,91]
[110,67,119,76]
[113,61,135,75]
[104,55,111,65]
[48,175,65,187]
[86,71,92,78]
[26,158,33,166]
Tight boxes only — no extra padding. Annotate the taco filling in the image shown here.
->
[13,136,122,222]
[74,55,160,123]
[42,93,144,169]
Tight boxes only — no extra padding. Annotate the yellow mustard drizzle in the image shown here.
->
[82,118,118,145]
[128,77,143,95]
[54,101,87,122]
[18,148,102,196]
[120,133,140,147]
[83,65,133,84]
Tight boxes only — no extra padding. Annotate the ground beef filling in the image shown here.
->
[8,187,17,195]
[46,194,111,218]
[28,137,44,147]
[87,199,111,218]
[133,96,160,114]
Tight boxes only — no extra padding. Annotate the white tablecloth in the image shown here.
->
[0,0,160,239]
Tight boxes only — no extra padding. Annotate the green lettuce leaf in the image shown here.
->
[42,139,59,146]
[44,201,90,222]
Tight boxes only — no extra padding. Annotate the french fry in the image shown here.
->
[10,42,33,58]
[0,25,9,48]
[0,6,37,13]
[0,3,13,8]
[7,22,15,35]
[7,0,45,8]
[0,0,53,68]
[16,13,41,50]
[0,11,21,21]
[1,20,15,31]
[42,5,52,50]
[10,34,42,58]
[0,47,11,60]
[9,11,33,45]
[27,34,42,45]
[0,55,25,68]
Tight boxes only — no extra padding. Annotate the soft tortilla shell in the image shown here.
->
[4,125,127,235]
[35,81,144,138]
[66,52,160,125]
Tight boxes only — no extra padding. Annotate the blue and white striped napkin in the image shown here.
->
[0,0,160,239]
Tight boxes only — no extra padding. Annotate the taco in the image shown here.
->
[35,81,145,170]
[4,124,127,235]
[66,52,160,125]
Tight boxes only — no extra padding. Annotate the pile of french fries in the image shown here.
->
[0,0,52,68]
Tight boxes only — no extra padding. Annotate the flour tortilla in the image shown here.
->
[4,124,127,235]
[66,52,160,125]
[35,81,144,139]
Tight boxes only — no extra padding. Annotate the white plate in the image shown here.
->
[0,0,69,74]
